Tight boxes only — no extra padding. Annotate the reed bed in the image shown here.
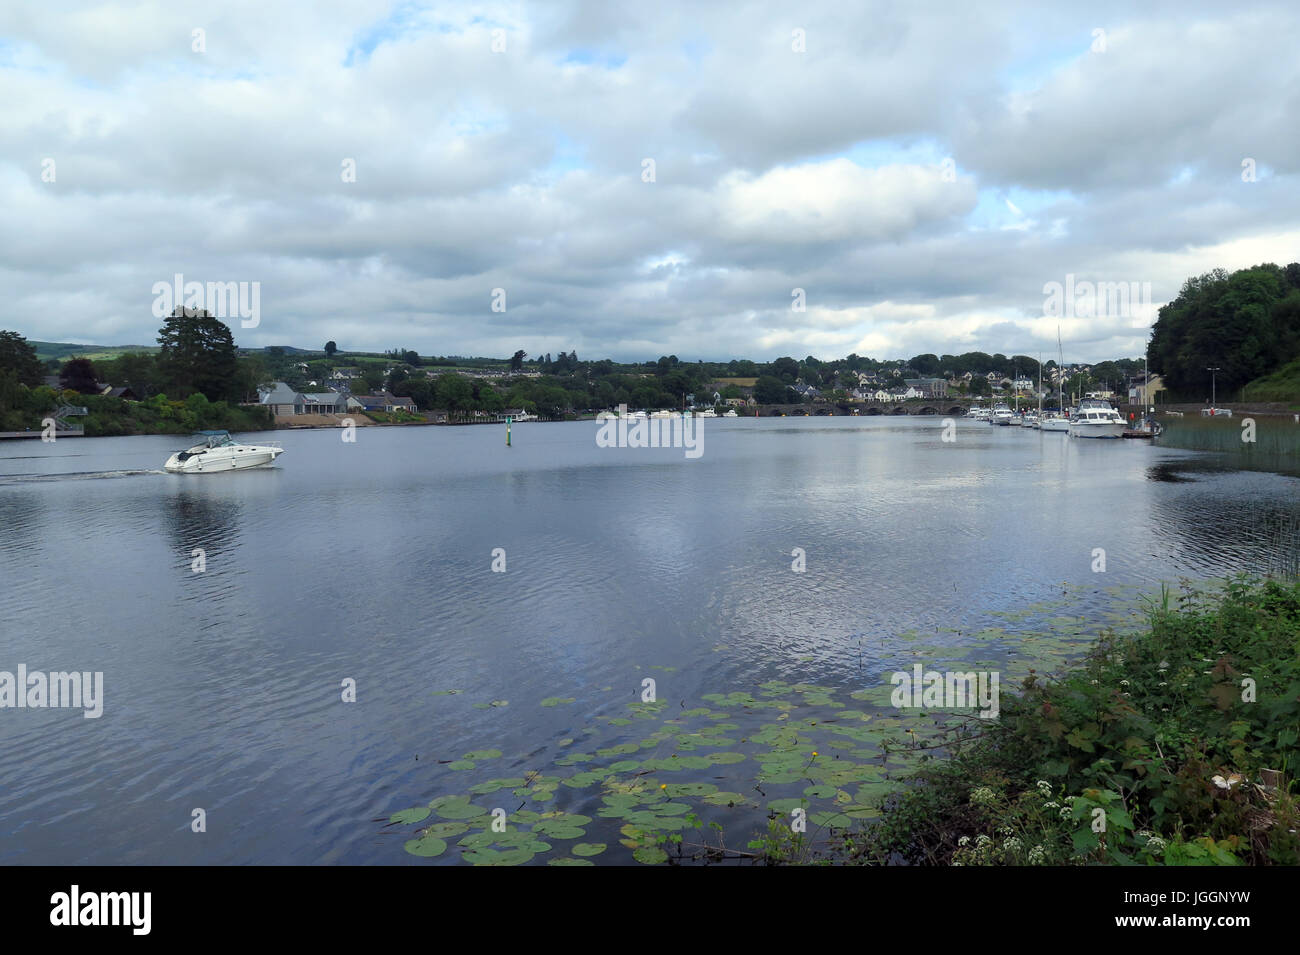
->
[1158,413,1300,456]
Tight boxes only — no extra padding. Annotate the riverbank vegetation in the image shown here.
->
[859,577,1300,866]
[1157,413,1300,463]
[1150,262,1300,403]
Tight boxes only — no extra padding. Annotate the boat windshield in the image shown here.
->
[193,431,235,449]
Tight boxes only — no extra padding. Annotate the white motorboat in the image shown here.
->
[650,410,674,418]
[723,409,738,417]
[164,430,283,473]
[1041,414,1070,433]
[697,408,718,418]
[1022,412,1040,429]
[990,403,1013,425]
[1069,399,1126,439]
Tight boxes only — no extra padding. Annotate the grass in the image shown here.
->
[1158,413,1300,457]
[856,576,1300,866]
[1242,357,1300,405]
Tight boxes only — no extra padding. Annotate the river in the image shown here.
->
[1,417,1296,864]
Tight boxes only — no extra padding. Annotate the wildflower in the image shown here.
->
[976,834,991,846]
[1027,845,1046,865]
[1157,681,1168,687]
[1044,801,1060,809]
[958,835,970,847]
[1003,836,1022,852]
[1059,806,1072,819]
[1119,680,1130,687]
[1036,780,1052,795]
[1157,660,1169,671]
[970,787,997,807]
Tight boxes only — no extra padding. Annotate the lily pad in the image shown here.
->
[633,846,669,865]
[572,843,607,857]
[463,847,535,866]
[403,836,448,857]
[389,807,430,825]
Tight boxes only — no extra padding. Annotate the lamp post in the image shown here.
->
[1206,366,1221,413]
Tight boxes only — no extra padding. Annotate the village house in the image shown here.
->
[904,378,948,397]
[258,381,347,415]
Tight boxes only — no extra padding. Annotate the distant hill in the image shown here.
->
[30,341,158,362]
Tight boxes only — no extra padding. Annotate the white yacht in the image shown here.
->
[1040,413,1070,433]
[650,410,675,419]
[990,403,1013,425]
[723,409,738,417]
[1021,412,1040,429]
[164,430,283,473]
[1069,399,1126,439]
[696,408,718,418]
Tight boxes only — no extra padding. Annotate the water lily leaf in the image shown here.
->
[633,846,669,865]
[403,836,447,857]
[803,784,838,798]
[535,825,584,840]
[608,760,640,772]
[447,760,476,771]
[464,848,535,866]
[541,697,576,707]
[572,843,607,857]
[421,821,470,838]
[469,777,526,794]
[707,752,746,765]
[389,807,430,824]
[702,791,747,807]
[663,782,717,797]
[548,857,594,865]
[768,798,807,813]
[463,749,503,760]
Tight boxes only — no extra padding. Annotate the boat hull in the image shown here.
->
[1040,418,1070,433]
[1069,423,1125,439]
[164,446,283,473]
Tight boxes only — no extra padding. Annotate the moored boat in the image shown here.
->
[1069,399,1126,439]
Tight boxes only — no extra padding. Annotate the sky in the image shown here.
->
[2,0,1298,364]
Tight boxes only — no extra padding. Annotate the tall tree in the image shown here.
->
[0,330,43,386]
[156,308,238,401]
[59,358,99,393]
[510,350,527,372]
[324,341,337,357]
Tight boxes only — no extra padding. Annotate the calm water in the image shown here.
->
[1,417,1297,864]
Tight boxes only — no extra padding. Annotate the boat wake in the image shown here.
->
[0,469,166,486]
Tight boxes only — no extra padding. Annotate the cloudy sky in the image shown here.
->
[3,0,1298,363]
